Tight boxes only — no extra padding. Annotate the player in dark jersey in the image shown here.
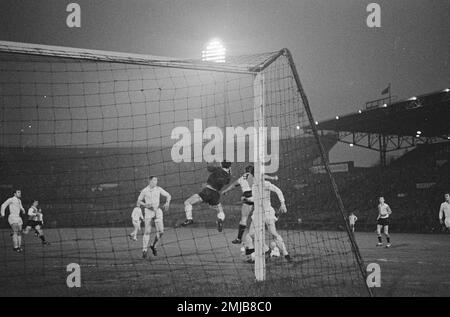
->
[180,160,232,232]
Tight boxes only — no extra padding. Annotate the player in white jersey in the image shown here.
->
[23,200,50,245]
[1,190,26,252]
[376,197,392,248]
[245,180,291,262]
[137,176,171,259]
[222,165,278,244]
[129,206,144,241]
[348,212,358,233]
[438,193,450,231]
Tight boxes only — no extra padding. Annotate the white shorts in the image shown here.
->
[251,207,278,224]
[132,219,141,227]
[8,215,23,227]
[264,207,278,223]
[144,208,164,233]
[144,208,163,221]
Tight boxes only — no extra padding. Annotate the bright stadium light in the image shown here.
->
[416,130,422,135]
[335,116,339,120]
[409,96,417,101]
[358,110,362,114]
[349,143,354,147]
[444,88,450,93]
[202,39,226,63]
[315,121,319,125]
[382,103,388,108]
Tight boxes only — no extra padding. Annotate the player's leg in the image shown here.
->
[384,225,391,248]
[266,220,290,261]
[22,225,31,235]
[182,194,203,226]
[16,219,23,250]
[244,218,270,262]
[130,220,140,240]
[244,221,256,262]
[233,204,251,244]
[16,226,23,251]
[444,218,450,232]
[376,224,383,246]
[142,218,152,258]
[10,223,21,252]
[151,210,164,256]
[35,224,49,245]
[211,203,225,232]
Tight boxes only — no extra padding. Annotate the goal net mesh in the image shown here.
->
[0,42,369,296]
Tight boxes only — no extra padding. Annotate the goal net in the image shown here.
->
[0,41,370,296]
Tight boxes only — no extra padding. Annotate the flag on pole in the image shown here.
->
[381,85,390,95]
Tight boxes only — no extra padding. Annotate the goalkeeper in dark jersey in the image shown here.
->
[180,160,232,232]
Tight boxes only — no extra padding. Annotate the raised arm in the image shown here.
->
[268,183,287,213]
[263,174,278,181]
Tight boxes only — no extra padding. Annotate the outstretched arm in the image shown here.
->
[263,175,278,181]
[222,179,240,195]
[268,183,287,213]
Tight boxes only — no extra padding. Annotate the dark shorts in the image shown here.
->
[377,217,389,227]
[26,220,43,228]
[242,191,254,205]
[198,187,220,206]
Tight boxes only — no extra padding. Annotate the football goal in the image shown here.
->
[0,40,371,296]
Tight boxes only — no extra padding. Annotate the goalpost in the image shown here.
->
[0,40,371,296]
[253,72,265,281]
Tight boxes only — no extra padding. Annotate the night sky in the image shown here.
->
[0,0,448,166]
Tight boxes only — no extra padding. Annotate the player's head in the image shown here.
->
[14,189,21,198]
[32,200,39,207]
[445,193,450,202]
[379,196,384,204]
[221,160,232,170]
[148,176,158,188]
[245,165,254,176]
